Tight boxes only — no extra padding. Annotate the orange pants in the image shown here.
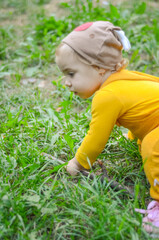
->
[141,126,159,200]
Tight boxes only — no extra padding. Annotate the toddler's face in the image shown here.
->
[55,45,103,99]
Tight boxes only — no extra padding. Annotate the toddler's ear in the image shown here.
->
[93,66,107,76]
[98,68,107,76]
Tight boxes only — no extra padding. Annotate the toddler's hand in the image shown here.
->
[66,157,85,176]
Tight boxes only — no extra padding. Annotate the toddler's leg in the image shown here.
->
[141,126,159,200]
[136,126,159,233]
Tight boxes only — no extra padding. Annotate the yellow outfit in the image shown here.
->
[75,69,159,200]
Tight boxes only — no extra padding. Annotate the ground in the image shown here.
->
[1,1,159,239]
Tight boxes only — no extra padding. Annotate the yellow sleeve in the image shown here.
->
[75,90,123,169]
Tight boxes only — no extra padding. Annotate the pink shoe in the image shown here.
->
[135,201,159,233]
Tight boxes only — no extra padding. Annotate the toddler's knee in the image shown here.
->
[141,134,159,162]
[141,135,153,161]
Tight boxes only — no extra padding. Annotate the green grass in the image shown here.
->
[0,0,159,239]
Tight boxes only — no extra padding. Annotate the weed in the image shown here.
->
[0,0,159,239]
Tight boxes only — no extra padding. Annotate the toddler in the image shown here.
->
[55,21,159,233]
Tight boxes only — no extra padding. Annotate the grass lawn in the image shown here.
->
[0,0,159,239]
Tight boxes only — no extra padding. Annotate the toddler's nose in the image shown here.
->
[65,79,72,87]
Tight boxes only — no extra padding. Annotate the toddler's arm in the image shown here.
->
[67,91,123,174]
[75,91,123,169]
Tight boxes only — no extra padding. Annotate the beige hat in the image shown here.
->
[62,21,131,72]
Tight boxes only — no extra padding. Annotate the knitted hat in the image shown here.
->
[62,21,131,72]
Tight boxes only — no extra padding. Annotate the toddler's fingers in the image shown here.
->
[66,161,79,176]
